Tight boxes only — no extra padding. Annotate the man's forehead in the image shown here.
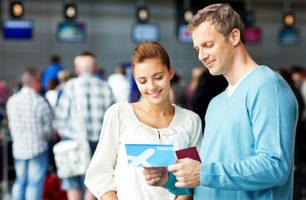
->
[194,21,217,34]
[192,27,213,44]
[192,22,224,43]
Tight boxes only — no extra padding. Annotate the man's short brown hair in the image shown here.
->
[188,3,245,44]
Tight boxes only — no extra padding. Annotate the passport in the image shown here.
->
[175,146,201,162]
[125,144,176,167]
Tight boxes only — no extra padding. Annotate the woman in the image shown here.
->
[85,42,202,200]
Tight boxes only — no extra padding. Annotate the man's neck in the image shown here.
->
[224,46,258,86]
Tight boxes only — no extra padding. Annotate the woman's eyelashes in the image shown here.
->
[154,75,163,80]
[138,80,146,84]
[137,75,163,84]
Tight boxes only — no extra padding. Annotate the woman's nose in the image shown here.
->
[147,80,157,91]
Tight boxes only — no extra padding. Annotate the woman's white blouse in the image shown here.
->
[85,102,202,200]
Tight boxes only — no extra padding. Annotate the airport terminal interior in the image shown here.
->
[1,0,306,199]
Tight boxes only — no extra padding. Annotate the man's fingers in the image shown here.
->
[172,169,184,177]
[168,163,182,172]
[175,178,195,188]
[175,181,188,188]
[175,176,185,183]
[176,174,194,182]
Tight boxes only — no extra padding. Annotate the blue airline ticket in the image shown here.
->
[125,144,176,167]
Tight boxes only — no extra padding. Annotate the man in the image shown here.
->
[55,51,114,200]
[144,4,298,200]
[7,67,53,200]
[41,55,64,94]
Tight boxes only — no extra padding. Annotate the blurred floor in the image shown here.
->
[1,142,306,199]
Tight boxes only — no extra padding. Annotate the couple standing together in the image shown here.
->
[85,3,298,200]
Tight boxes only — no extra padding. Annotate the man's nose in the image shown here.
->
[198,49,208,61]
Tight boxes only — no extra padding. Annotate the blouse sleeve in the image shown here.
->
[84,103,122,199]
[188,113,203,150]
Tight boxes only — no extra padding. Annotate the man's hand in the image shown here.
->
[168,158,201,188]
[143,167,168,186]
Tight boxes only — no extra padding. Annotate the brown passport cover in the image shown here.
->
[175,146,201,162]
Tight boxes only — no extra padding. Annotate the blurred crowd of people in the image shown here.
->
[0,51,306,199]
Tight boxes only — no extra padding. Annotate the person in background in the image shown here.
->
[0,80,10,104]
[0,80,10,123]
[290,66,305,89]
[123,62,142,103]
[7,67,53,200]
[45,70,75,109]
[191,69,227,129]
[290,67,306,120]
[85,42,202,200]
[144,4,298,200]
[277,68,305,200]
[95,66,108,81]
[185,67,204,109]
[56,69,75,102]
[45,78,60,109]
[41,55,64,94]
[169,71,187,108]
[45,70,75,176]
[55,51,114,200]
[108,64,131,102]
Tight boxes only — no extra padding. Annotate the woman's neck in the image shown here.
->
[139,99,174,117]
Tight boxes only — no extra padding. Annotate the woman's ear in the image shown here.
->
[169,67,175,80]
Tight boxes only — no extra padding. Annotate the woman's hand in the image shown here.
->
[143,167,168,186]
[101,191,118,200]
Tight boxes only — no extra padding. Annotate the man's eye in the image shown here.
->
[155,76,163,80]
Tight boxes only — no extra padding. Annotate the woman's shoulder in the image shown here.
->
[173,106,202,137]
[105,101,130,117]
[175,105,201,122]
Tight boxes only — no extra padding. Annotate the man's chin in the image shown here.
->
[207,68,222,76]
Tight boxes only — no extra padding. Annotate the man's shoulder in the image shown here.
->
[79,74,108,84]
[8,89,47,107]
[63,77,78,89]
[246,66,297,105]
[233,66,282,94]
[7,92,19,105]
[8,89,30,102]
[247,66,278,84]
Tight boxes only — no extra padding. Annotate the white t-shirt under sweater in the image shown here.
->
[85,102,202,200]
